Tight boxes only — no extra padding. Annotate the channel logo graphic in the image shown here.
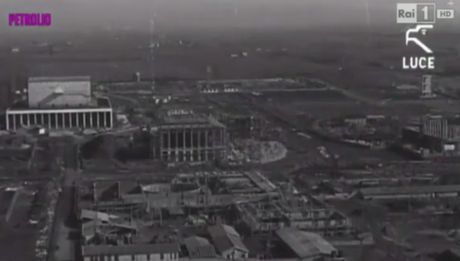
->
[436,9,455,19]
[402,25,435,70]
[397,3,455,23]
[397,3,436,24]
[9,13,51,27]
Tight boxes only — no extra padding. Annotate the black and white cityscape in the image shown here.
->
[1,0,460,261]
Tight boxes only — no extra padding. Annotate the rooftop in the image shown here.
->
[208,224,248,254]
[360,185,460,196]
[159,114,225,128]
[183,236,217,259]
[28,76,90,83]
[7,96,111,111]
[276,228,337,259]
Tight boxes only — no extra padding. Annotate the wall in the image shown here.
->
[28,79,91,107]
[6,110,113,130]
[158,126,226,162]
[365,191,460,200]
[84,252,179,261]
[221,248,248,260]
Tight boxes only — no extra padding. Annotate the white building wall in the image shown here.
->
[6,109,113,130]
[84,252,179,261]
[28,77,91,107]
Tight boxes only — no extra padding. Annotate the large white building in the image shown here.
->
[5,76,113,130]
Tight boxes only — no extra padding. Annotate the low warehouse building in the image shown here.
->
[358,185,460,200]
[275,228,341,261]
[182,236,217,259]
[81,243,179,261]
[208,224,249,259]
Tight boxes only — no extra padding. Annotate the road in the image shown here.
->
[326,84,381,106]
[48,138,81,261]
[51,169,79,261]
[75,126,138,145]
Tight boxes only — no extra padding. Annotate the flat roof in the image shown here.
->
[160,114,225,129]
[276,228,337,259]
[7,97,112,113]
[360,185,460,196]
[28,76,90,83]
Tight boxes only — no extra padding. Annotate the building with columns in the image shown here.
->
[153,113,227,163]
[5,76,113,130]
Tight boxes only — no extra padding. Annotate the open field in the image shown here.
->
[261,90,351,102]
[1,27,459,86]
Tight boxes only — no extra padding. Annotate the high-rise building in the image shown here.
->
[421,75,434,98]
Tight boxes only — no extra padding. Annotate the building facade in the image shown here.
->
[421,118,460,141]
[359,185,460,200]
[6,107,113,130]
[27,76,91,107]
[218,114,264,140]
[82,243,179,261]
[5,76,113,131]
[208,224,249,260]
[155,115,227,163]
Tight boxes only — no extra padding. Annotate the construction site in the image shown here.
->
[3,2,460,259]
[2,70,460,261]
[2,28,460,261]
[75,170,357,261]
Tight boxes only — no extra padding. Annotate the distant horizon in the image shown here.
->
[1,0,458,42]
[2,0,457,32]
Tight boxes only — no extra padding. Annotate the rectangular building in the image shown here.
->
[207,224,249,259]
[81,243,179,261]
[421,118,460,141]
[359,185,460,200]
[27,76,91,107]
[6,97,113,130]
[156,114,227,163]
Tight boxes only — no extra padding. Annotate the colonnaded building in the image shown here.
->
[5,76,113,130]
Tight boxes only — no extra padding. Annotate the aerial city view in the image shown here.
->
[0,0,460,261]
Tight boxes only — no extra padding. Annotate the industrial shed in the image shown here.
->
[182,236,217,258]
[82,243,179,261]
[208,224,249,259]
[359,185,460,200]
[275,228,339,261]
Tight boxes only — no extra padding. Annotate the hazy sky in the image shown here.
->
[1,0,458,33]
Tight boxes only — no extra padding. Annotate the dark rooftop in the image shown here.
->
[208,224,248,254]
[183,236,217,259]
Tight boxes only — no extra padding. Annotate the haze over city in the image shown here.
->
[1,0,458,34]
